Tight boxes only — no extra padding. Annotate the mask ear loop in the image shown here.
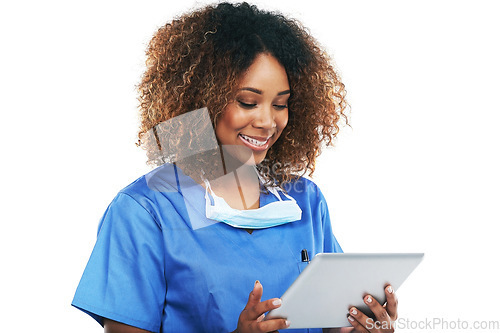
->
[255,171,284,201]
[267,186,284,201]
[264,181,297,203]
[200,170,215,205]
[201,169,223,196]
[255,171,296,202]
[280,191,297,202]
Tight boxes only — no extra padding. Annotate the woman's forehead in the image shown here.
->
[236,54,289,91]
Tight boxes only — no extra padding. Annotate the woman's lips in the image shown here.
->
[238,133,272,151]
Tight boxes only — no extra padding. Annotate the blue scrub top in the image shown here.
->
[72,164,343,332]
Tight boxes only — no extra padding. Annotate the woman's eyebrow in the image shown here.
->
[239,87,291,96]
[239,87,262,94]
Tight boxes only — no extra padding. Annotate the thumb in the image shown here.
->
[245,280,263,310]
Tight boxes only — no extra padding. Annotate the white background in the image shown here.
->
[1,0,499,332]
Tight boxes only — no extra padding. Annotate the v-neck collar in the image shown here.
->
[145,163,283,232]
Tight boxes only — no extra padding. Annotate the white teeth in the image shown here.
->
[240,134,269,147]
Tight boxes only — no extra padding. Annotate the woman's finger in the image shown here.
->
[363,294,391,324]
[240,281,285,324]
[384,285,398,320]
[250,297,283,319]
[253,318,290,332]
[347,312,370,333]
[244,281,263,313]
[238,281,291,332]
[349,307,375,332]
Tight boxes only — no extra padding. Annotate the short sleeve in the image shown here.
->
[72,192,166,333]
[318,188,343,254]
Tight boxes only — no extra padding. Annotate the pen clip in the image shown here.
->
[301,249,310,264]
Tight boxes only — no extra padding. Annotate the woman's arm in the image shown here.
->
[103,319,152,333]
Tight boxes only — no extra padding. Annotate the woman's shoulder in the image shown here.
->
[98,165,186,228]
[111,163,203,215]
[101,164,183,218]
[118,163,183,197]
[116,173,152,200]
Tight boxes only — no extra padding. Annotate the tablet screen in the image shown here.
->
[266,253,424,328]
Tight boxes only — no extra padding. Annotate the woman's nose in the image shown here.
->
[253,105,276,129]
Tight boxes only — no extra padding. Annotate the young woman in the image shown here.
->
[72,3,397,332]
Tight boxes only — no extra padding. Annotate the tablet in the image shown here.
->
[266,253,424,328]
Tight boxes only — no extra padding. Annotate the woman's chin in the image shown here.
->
[221,145,254,165]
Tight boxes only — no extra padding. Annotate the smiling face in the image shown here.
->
[215,53,290,166]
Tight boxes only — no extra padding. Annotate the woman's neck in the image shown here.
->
[205,161,258,209]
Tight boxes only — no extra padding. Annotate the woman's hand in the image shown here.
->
[325,285,398,333]
[345,284,398,333]
[232,280,290,333]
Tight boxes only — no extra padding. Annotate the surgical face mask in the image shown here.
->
[203,178,302,229]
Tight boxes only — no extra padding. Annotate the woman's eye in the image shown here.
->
[273,104,288,110]
[237,100,257,109]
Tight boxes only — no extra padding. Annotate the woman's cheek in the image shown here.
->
[277,111,289,130]
[227,107,252,129]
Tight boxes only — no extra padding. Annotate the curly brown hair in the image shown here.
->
[137,2,348,188]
